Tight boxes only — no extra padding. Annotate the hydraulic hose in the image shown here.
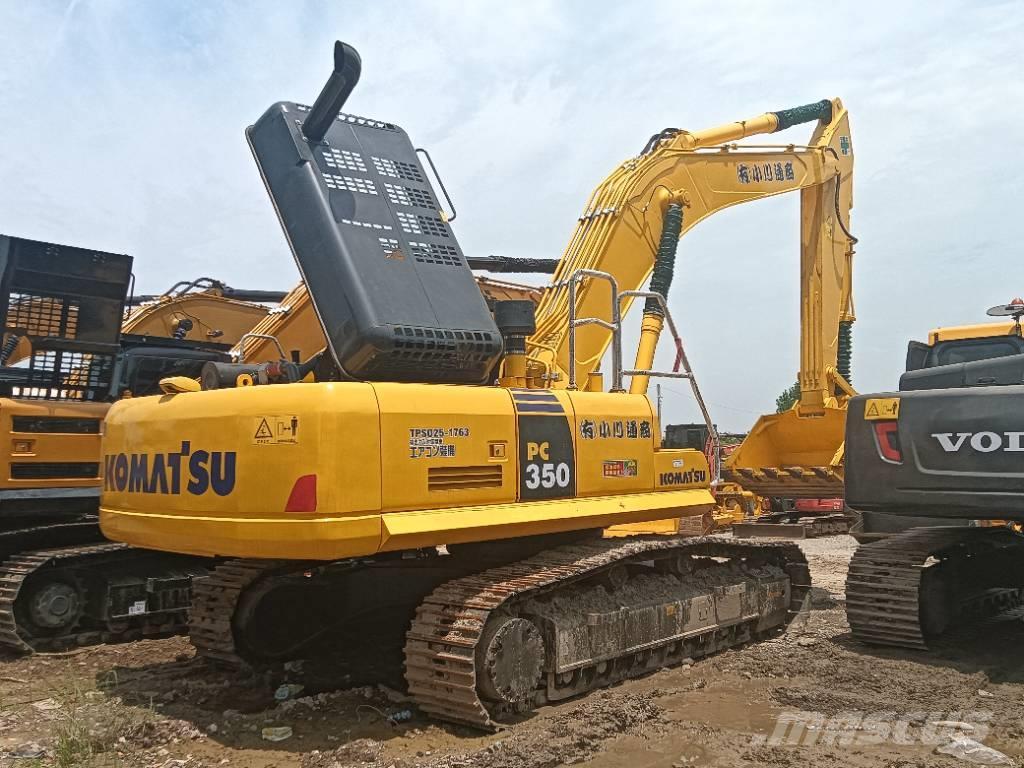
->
[629,203,683,395]
[837,320,853,386]
[646,203,683,316]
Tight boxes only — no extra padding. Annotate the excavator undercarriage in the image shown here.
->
[187,534,809,729]
[847,527,1024,649]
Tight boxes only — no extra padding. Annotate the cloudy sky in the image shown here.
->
[2,1,1020,429]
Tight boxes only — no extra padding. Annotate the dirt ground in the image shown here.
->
[4,535,1024,767]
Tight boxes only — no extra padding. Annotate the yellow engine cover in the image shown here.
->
[99,383,714,560]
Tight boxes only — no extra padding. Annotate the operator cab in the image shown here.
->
[900,298,1024,390]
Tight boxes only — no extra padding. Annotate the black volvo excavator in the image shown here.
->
[845,299,1024,648]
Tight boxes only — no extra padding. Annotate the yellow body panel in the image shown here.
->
[605,447,712,536]
[572,394,657,496]
[0,398,109,492]
[375,383,517,511]
[929,320,1015,344]
[99,383,714,560]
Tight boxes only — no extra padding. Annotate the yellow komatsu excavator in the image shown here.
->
[99,41,858,728]
[0,250,539,653]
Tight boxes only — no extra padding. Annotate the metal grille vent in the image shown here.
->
[323,148,367,173]
[378,237,403,258]
[372,156,424,182]
[410,242,460,267]
[12,351,114,401]
[11,416,101,434]
[8,294,80,338]
[383,325,501,374]
[383,183,435,210]
[323,174,377,195]
[396,212,449,238]
[340,218,393,231]
[428,465,503,491]
[11,461,99,480]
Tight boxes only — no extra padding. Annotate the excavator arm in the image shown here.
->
[527,99,855,412]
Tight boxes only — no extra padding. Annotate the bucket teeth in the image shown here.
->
[721,464,842,499]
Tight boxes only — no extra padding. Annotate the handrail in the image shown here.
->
[618,289,721,483]
[565,269,623,391]
[235,332,286,362]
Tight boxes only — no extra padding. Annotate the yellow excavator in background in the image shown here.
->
[719,136,856,505]
[122,277,286,347]
[2,277,284,369]
[100,41,860,728]
[0,258,292,653]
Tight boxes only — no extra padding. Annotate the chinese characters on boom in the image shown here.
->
[408,427,470,459]
[580,419,651,441]
[736,160,795,185]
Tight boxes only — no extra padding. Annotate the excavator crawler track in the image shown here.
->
[0,542,201,653]
[846,527,1024,650]
[189,559,290,671]
[404,535,809,729]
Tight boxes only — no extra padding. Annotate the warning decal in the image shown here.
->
[863,398,900,421]
[253,415,300,445]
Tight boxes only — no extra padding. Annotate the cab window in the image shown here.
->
[931,339,1022,367]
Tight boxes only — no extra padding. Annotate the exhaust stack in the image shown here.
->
[301,41,362,144]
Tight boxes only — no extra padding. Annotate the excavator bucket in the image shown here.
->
[722,404,846,498]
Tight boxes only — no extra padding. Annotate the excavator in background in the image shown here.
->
[0,235,236,652]
[844,299,1024,649]
[98,41,862,728]
[123,277,285,346]
[2,277,283,370]
[631,423,759,535]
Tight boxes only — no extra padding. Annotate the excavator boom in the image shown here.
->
[528,99,854,404]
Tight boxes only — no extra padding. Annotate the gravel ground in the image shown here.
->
[2,534,1023,767]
